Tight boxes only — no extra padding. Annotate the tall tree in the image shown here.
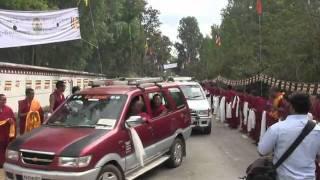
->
[177,17,203,68]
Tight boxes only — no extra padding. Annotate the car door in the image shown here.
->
[167,87,190,130]
[124,94,155,171]
[146,89,175,154]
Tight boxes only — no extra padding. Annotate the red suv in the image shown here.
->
[4,78,191,180]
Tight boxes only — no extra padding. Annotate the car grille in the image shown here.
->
[190,110,197,117]
[21,150,55,166]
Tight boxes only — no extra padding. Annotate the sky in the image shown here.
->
[146,0,229,42]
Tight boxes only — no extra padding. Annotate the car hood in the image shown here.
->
[187,99,210,111]
[8,126,108,156]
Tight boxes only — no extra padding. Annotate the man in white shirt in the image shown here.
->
[258,93,320,180]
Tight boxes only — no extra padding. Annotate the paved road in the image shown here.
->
[0,120,258,180]
[137,121,259,180]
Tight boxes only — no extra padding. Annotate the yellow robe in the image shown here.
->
[24,100,42,133]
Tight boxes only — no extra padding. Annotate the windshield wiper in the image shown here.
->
[189,95,202,99]
[46,123,66,127]
[96,124,113,127]
[70,124,95,128]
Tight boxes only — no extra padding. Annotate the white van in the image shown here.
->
[175,80,212,134]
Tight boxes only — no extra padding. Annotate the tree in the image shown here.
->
[177,17,203,68]
[142,6,172,76]
[196,0,320,82]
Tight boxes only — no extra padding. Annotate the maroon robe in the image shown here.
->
[241,93,249,133]
[0,105,16,167]
[152,105,167,117]
[18,99,44,135]
[225,90,236,127]
[247,94,256,139]
[251,96,267,143]
[229,91,240,129]
[312,100,320,122]
[51,90,66,111]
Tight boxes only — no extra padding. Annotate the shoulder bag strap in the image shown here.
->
[274,120,316,168]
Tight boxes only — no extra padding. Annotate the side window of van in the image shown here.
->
[168,88,185,109]
[148,92,169,118]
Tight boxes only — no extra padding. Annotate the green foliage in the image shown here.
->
[0,0,173,77]
[196,0,320,82]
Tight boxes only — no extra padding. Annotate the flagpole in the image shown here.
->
[259,15,262,96]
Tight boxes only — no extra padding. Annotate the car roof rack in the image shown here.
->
[168,76,194,82]
[90,77,164,90]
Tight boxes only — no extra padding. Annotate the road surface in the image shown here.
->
[0,120,259,180]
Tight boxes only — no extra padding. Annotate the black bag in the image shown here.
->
[245,120,316,180]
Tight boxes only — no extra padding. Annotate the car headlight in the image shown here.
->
[6,150,19,161]
[198,109,210,116]
[58,155,92,168]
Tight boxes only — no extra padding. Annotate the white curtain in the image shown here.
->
[130,128,146,167]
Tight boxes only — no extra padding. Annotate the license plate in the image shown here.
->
[22,173,42,180]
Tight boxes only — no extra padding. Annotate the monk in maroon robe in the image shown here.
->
[49,80,66,113]
[0,94,16,167]
[311,95,320,122]
[251,94,267,143]
[241,91,249,133]
[229,90,240,129]
[18,88,44,135]
[225,86,236,128]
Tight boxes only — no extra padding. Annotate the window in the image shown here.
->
[26,80,32,88]
[180,85,205,100]
[77,79,82,87]
[47,94,127,128]
[127,95,147,118]
[44,80,50,89]
[168,88,185,109]
[35,80,41,90]
[148,92,168,107]
[4,81,12,91]
[148,92,169,118]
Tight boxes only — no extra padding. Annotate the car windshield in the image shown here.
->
[180,85,205,100]
[46,94,127,128]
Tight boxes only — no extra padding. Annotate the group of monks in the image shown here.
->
[0,80,67,167]
[204,84,320,142]
[204,83,320,179]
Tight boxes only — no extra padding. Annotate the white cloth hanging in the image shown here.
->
[232,96,237,108]
[247,109,252,132]
[260,111,267,140]
[220,96,226,123]
[130,128,146,167]
[232,96,240,118]
[226,102,232,119]
[247,109,256,133]
[213,96,220,115]
[243,102,249,125]
[236,96,240,118]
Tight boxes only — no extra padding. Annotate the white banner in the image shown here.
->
[163,63,178,70]
[0,8,81,48]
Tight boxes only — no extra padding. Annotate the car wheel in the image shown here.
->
[203,123,212,135]
[166,138,184,168]
[97,164,124,180]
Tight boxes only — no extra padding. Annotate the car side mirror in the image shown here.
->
[126,116,145,127]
